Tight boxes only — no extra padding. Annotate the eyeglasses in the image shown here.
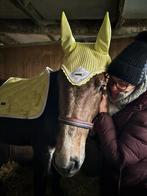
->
[108,76,131,92]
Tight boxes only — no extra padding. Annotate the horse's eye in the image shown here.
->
[97,86,102,92]
[97,85,105,92]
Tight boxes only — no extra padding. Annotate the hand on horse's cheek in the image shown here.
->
[99,94,108,113]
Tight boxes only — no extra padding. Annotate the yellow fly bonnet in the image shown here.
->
[61,12,111,86]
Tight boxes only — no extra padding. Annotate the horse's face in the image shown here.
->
[54,71,105,177]
[53,12,111,177]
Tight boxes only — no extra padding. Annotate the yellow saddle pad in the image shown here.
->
[0,67,51,119]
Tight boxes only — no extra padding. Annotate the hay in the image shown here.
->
[0,161,34,196]
[61,172,101,196]
[0,161,101,196]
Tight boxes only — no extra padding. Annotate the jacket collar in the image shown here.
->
[128,90,147,111]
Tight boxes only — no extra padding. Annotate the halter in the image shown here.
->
[59,117,93,130]
[59,76,108,130]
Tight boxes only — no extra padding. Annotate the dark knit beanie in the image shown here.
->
[107,31,147,86]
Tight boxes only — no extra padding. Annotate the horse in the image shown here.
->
[52,12,111,178]
[0,70,59,196]
[0,12,111,196]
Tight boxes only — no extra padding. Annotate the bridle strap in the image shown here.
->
[59,117,93,130]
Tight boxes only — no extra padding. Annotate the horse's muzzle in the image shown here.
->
[53,156,80,177]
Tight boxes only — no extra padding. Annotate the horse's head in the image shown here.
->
[54,12,111,177]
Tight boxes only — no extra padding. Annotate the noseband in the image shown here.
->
[59,117,93,130]
[59,77,108,130]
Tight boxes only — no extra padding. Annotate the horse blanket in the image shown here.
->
[0,67,51,119]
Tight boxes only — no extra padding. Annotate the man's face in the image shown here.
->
[108,75,136,99]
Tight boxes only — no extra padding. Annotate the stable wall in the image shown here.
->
[0,37,134,79]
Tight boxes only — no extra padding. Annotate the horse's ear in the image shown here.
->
[94,12,111,54]
[61,12,76,53]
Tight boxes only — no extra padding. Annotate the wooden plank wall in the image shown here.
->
[0,37,134,79]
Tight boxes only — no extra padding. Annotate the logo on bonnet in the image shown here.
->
[69,67,90,83]
[61,12,112,86]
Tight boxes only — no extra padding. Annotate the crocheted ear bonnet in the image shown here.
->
[61,12,112,86]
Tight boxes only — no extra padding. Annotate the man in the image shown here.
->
[93,31,147,196]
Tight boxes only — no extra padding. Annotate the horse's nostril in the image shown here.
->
[70,157,80,170]
[59,163,75,174]
[54,157,80,176]
[60,158,80,173]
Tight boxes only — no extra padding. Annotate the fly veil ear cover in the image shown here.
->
[61,12,112,86]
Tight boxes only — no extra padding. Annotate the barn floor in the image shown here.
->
[0,161,101,196]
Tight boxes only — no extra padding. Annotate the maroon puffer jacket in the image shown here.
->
[94,90,147,188]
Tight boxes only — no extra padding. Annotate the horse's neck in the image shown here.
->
[48,71,59,110]
[39,71,59,146]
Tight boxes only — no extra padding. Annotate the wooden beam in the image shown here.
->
[0,33,19,46]
[0,18,147,47]
[10,0,49,26]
